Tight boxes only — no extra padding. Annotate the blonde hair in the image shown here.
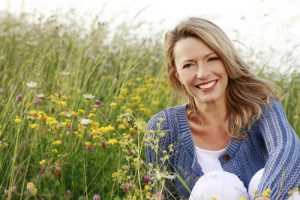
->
[165,17,280,139]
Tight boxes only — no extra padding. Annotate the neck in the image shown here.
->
[193,98,227,126]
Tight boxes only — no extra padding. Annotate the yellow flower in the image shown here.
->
[132,96,141,102]
[14,116,22,124]
[29,123,38,129]
[118,124,127,130]
[239,197,247,200]
[51,148,58,154]
[71,111,79,117]
[210,197,218,200]
[88,113,96,118]
[120,88,129,95]
[262,188,271,197]
[26,182,37,196]
[108,139,118,145]
[99,125,115,134]
[78,109,85,114]
[46,117,58,126]
[110,102,117,108]
[39,159,46,165]
[144,185,151,191]
[52,140,62,145]
[57,100,67,108]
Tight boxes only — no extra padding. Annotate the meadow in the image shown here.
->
[0,12,299,199]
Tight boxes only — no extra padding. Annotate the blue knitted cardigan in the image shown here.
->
[145,100,300,200]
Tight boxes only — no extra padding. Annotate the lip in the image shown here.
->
[195,79,219,91]
[196,80,217,85]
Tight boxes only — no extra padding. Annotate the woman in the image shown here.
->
[145,17,300,200]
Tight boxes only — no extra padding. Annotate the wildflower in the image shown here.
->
[294,115,299,119]
[61,71,70,76]
[39,160,46,165]
[36,93,44,98]
[57,100,67,107]
[85,142,94,151]
[46,117,58,126]
[95,99,102,105]
[88,113,96,118]
[65,190,72,199]
[83,94,94,99]
[14,116,22,124]
[144,185,151,191]
[143,175,151,185]
[40,164,46,174]
[110,102,117,108]
[34,98,41,105]
[0,87,3,95]
[79,118,90,125]
[93,194,101,200]
[100,141,108,148]
[121,182,134,192]
[16,94,23,101]
[51,148,58,154]
[108,139,118,145]
[26,81,37,88]
[26,182,37,196]
[52,140,62,145]
[54,166,62,177]
[262,188,271,197]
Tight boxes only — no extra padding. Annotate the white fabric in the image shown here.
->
[195,146,226,174]
[189,168,300,200]
[248,168,264,199]
[189,170,249,200]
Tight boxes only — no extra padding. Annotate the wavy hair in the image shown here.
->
[165,17,280,139]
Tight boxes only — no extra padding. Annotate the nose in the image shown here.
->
[196,63,210,79]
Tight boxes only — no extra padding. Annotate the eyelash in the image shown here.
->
[182,57,219,69]
[208,56,219,62]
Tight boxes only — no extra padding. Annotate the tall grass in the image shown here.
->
[0,11,299,199]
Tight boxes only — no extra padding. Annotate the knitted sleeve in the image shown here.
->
[257,99,300,200]
[145,110,178,199]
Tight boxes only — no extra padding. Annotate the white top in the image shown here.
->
[195,146,226,174]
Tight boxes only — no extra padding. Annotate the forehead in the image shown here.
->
[173,37,214,61]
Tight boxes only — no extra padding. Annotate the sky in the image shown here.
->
[0,0,299,71]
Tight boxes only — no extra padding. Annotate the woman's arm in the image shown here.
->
[257,99,300,200]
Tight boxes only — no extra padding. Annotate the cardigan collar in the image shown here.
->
[176,104,243,175]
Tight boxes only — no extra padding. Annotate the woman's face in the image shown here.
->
[174,37,228,104]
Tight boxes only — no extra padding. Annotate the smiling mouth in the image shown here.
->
[195,80,218,90]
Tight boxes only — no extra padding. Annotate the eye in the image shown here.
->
[183,63,194,69]
[208,56,220,62]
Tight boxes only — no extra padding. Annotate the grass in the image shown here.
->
[0,11,299,199]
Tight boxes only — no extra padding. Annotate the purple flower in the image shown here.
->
[34,98,41,105]
[40,164,46,174]
[65,190,72,199]
[93,194,101,200]
[143,174,151,185]
[95,99,102,106]
[16,94,23,101]
[0,88,3,95]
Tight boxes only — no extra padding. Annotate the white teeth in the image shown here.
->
[198,81,216,89]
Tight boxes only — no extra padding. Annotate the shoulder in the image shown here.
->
[147,104,186,131]
[260,98,285,119]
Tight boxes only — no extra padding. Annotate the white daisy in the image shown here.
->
[83,94,95,99]
[26,81,37,88]
[79,118,90,125]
